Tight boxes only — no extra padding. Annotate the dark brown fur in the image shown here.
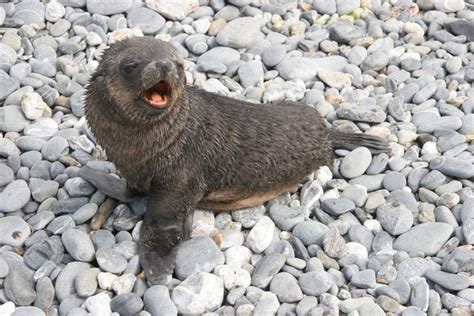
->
[84,37,388,284]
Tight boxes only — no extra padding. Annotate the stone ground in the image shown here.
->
[0,0,474,315]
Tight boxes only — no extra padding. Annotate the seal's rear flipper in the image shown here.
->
[330,131,390,154]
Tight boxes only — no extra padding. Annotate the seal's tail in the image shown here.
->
[330,130,390,154]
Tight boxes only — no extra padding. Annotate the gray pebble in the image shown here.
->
[95,248,127,273]
[425,270,470,291]
[216,17,264,49]
[377,201,413,235]
[75,267,100,297]
[175,236,225,280]
[4,270,36,306]
[62,229,95,262]
[293,221,329,246]
[0,180,31,213]
[298,271,332,296]
[394,223,453,256]
[111,292,144,315]
[34,277,55,312]
[269,272,303,303]
[144,285,177,316]
[251,253,286,288]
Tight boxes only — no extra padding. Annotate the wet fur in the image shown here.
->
[85,37,387,284]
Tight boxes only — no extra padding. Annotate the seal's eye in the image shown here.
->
[122,62,139,74]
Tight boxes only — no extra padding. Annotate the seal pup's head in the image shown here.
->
[87,37,186,124]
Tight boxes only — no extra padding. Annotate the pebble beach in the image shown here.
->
[0,0,474,315]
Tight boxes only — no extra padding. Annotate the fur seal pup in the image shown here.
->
[84,37,388,284]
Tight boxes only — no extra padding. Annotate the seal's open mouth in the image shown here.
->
[142,81,172,108]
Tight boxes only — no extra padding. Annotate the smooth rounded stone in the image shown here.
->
[0,43,16,67]
[15,136,46,152]
[277,56,347,82]
[246,216,275,253]
[71,203,98,224]
[145,0,198,20]
[41,137,69,162]
[198,47,240,66]
[172,272,224,314]
[91,229,116,250]
[216,17,264,49]
[0,180,31,213]
[238,60,264,88]
[425,270,470,291]
[21,151,42,169]
[4,270,36,306]
[362,51,389,71]
[434,0,464,12]
[341,185,367,207]
[376,201,413,236]
[0,138,20,158]
[0,106,29,132]
[383,172,406,191]
[175,236,224,280]
[83,293,112,315]
[11,306,46,316]
[417,116,462,134]
[298,271,333,296]
[231,205,265,228]
[64,177,95,197]
[318,70,352,89]
[0,257,9,278]
[339,297,374,314]
[321,197,355,216]
[55,262,91,302]
[0,70,19,100]
[261,44,286,68]
[336,0,360,14]
[95,248,128,274]
[45,0,65,22]
[340,147,372,179]
[459,114,474,135]
[12,1,45,24]
[110,293,144,315]
[430,157,474,179]
[29,179,59,202]
[293,221,329,246]
[349,174,386,192]
[0,216,31,247]
[394,223,453,256]
[21,92,48,120]
[127,7,165,34]
[358,301,385,316]
[144,285,177,315]
[269,272,303,303]
[251,253,286,288]
[61,229,95,262]
[86,0,132,15]
[24,118,58,139]
[350,269,376,289]
[74,267,99,298]
[268,205,305,231]
[34,277,55,312]
[0,164,14,186]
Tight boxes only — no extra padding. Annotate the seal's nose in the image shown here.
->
[141,60,176,85]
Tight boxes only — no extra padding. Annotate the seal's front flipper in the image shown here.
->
[138,189,196,285]
[79,165,138,202]
[330,131,390,154]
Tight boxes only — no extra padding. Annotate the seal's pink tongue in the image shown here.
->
[143,82,171,108]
